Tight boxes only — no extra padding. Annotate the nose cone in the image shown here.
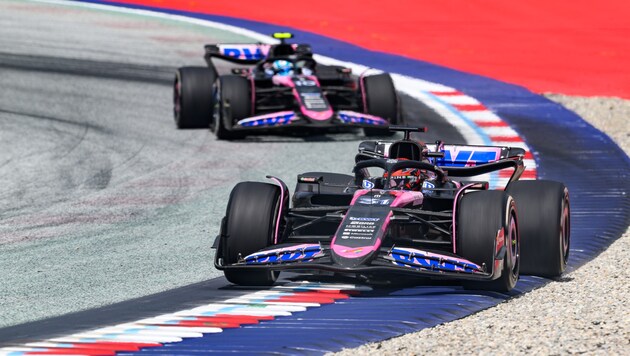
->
[330,201,392,268]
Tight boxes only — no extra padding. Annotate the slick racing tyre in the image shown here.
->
[507,180,570,278]
[173,66,216,129]
[222,182,282,286]
[457,190,519,292]
[213,75,251,140]
[362,73,399,137]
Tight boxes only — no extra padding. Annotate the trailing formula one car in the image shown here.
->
[214,127,570,291]
[174,33,401,138]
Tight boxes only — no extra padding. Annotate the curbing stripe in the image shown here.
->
[452,104,487,111]
[0,282,367,355]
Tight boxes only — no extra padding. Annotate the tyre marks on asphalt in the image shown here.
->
[1,136,237,242]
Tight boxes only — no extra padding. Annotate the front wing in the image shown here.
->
[231,110,389,130]
[215,243,500,282]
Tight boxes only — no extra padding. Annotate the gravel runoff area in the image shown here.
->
[332,96,630,355]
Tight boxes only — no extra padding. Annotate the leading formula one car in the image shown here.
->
[213,126,570,291]
[174,33,401,139]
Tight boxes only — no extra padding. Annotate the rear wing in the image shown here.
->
[204,43,312,64]
[432,144,525,167]
[357,141,525,164]
[205,44,271,63]
[433,143,525,181]
[355,141,526,182]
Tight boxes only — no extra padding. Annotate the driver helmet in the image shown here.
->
[386,168,424,190]
[272,59,294,76]
[383,159,426,191]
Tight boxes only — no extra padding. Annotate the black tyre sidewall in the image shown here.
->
[174,66,215,129]
[507,180,570,277]
[458,190,519,291]
[223,182,281,285]
[362,73,399,136]
[214,75,251,139]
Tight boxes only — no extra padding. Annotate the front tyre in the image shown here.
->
[173,67,216,129]
[222,182,281,286]
[457,190,519,292]
[507,180,570,278]
[213,75,251,140]
[362,73,399,137]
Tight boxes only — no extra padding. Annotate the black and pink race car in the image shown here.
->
[213,127,570,291]
[174,33,400,139]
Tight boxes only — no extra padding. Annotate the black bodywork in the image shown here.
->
[204,43,362,118]
[214,127,526,285]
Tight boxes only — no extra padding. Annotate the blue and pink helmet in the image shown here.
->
[272,59,294,76]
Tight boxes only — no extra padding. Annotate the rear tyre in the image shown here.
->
[213,75,251,140]
[173,66,216,129]
[362,73,399,137]
[222,182,281,286]
[506,180,570,278]
[458,191,519,292]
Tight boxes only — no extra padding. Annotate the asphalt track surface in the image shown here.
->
[0,0,461,331]
[1,0,628,353]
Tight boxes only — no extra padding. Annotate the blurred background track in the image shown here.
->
[105,0,630,98]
